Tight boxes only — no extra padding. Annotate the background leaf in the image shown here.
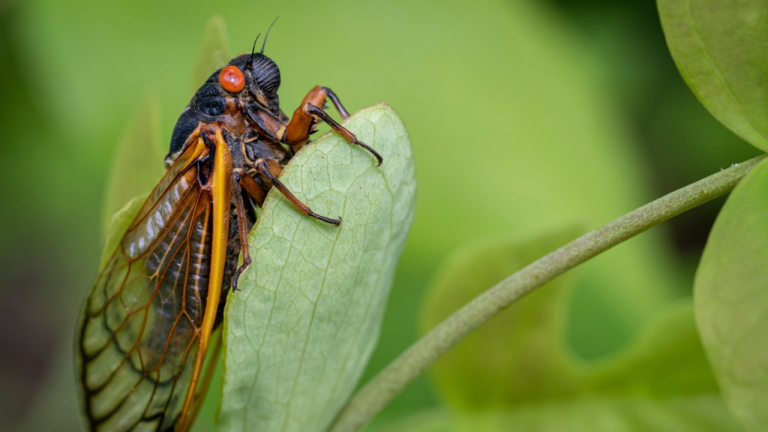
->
[421,229,583,408]
[191,15,230,91]
[695,158,768,431]
[658,0,768,150]
[369,395,741,432]
[98,194,147,270]
[586,303,721,398]
[100,95,165,235]
[220,104,416,432]
[418,231,733,428]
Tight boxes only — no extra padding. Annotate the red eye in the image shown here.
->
[219,66,245,93]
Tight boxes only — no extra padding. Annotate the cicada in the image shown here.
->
[75,31,381,432]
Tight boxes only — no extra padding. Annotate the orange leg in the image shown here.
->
[282,86,383,165]
[237,170,267,205]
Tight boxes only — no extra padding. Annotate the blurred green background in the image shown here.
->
[0,0,761,431]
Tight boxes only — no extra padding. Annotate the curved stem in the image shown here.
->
[329,155,766,432]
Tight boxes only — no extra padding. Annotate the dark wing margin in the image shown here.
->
[76,132,229,432]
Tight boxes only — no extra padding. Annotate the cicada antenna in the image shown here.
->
[260,15,280,54]
[247,33,261,68]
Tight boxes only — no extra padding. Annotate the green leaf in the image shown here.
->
[586,303,720,398]
[420,230,583,409]
[101,95,165,236]
[695,158,768,431]
[220,104,416,432]
[99,193,147,271]
[369,395,742,432]
[192,15,231,90]
[658,0,768,151]
[420,232,730,426]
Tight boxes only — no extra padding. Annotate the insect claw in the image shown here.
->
[231,274,244,291]
[301,103,383,166]
[350,137,382,166]
[232,261,251,291]
[309,211,342,226]
[370,147,384,167]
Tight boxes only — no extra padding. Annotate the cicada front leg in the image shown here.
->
[282,85,383,165]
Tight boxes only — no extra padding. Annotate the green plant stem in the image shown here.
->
[328,155,766,432]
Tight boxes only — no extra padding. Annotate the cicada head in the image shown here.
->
[234,52,282,111]
[165,52,283,167]
[166,17,284,167]
[244,53,281,97]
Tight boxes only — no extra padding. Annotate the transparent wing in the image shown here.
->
[77,141,217,432]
